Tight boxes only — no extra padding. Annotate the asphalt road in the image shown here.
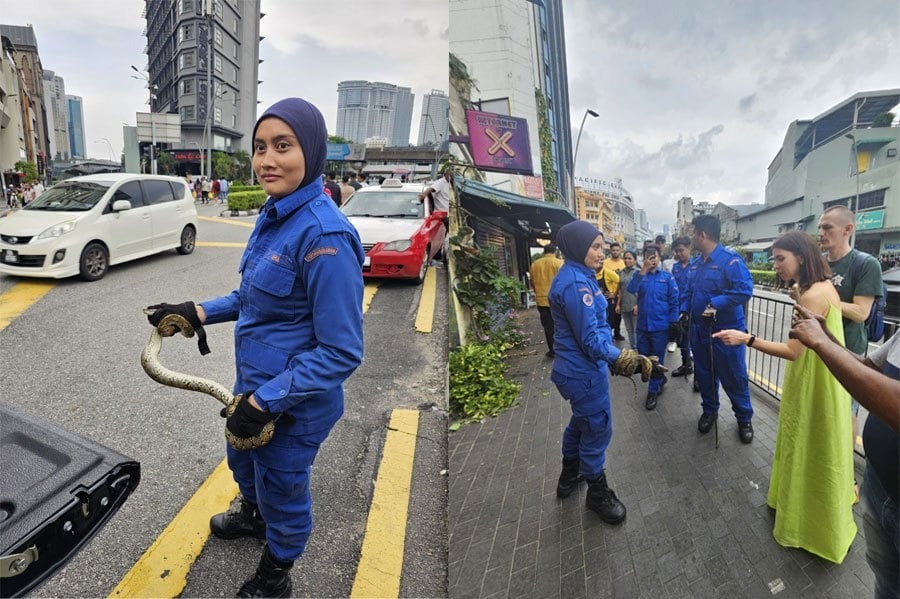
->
[0,205,449,597]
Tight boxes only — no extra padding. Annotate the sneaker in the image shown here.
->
[666,341,677,353]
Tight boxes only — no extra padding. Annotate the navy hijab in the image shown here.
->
[252,97,327,190]
[556,220,602,264]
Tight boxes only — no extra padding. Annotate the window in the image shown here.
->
[232,67,237,83]
[169,181,186,200]
[179,51,194,70]
[113,181,145,208]
[214,106,222,123]
[215,55,222,72]
[182,24,193,41]
[888,148,898,158]
[179,79,193,95]
[857,188,886,211]
[214,29,222,46]
[214,0,223,17]
[232,114,237,127]
[142,180,175,205]
[181,105,195,121]
[232,43,238,58]
[233,17,238,33]
[181,0,194,14]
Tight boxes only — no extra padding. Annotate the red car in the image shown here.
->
[341,179,447,283]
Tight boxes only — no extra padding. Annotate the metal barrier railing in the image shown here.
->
[745,288,897,402]
[745,290,792,400]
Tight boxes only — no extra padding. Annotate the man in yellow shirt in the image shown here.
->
[530,244,564,356]
[601,242,626,340]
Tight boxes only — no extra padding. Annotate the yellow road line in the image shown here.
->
[195,241,247,248]
[362,282,379,314]
[109,459,238,598]
[351,409,419,599]
[414,267,436,333]
[198,215,256,228]
[748,369,783,396]
[0,281,55,332]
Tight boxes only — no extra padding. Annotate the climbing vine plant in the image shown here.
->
[534,88,559,202]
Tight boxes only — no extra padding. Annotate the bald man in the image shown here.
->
[817,205,884,449]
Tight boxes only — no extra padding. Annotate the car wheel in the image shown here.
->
[413,248,429,284]
[176,225,196,255]
[79,242,109,281]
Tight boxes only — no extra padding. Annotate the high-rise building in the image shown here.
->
[42,69,70,161]
[142,0,261,174]
[336,80,414,146]
[529,0,573,207]
[575,175,636,247]
[0,24,50,171]
[417,90,449,145]
[66,95,86,159]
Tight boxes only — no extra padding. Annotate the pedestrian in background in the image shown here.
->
[670,236,696,385]
[529,243,564,357]
[615,250,639,350]
[627,245,679,410]
[324,171,342,206]
[684,214,756,443]
[602,242,626,341]
[340,175,355,202]
[715,230,856,563]
[548,220,663,524]
[145,97,364,598]
[201,177,210,204]
[348,171,362,191]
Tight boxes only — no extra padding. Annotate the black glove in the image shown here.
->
[668,321,681,342]
[225,393,276,440]
[145,301,210,355]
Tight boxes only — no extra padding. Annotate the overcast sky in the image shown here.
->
[564,0,900,233]
[5,0,448,161]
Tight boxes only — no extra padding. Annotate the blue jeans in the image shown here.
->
[862,464,899,599]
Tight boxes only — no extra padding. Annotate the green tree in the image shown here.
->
[328,135,354,144]
[872,111,895,128]
[156,152,176,175]
[14,160,39,183]
[213,151,235,179]
[233,150,252,183]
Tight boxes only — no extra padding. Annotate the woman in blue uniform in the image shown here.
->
[146,97,364,598]
[549,220,662,523]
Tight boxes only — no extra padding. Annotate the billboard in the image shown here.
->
[465,110,533,175]
[136,112,181,144]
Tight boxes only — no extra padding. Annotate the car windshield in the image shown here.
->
[24,181,113,212]
[341,191,424,219]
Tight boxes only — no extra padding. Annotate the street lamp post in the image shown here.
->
[422,113,444,179]
[844,132,860,249]
[131,65,158,174]
[201,89,228,180]
[572,108,599,179]
[93,138,115,162]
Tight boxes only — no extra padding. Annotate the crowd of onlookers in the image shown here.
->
[4,181,45,209]
[184,175,230,205]
[879,253,900,272]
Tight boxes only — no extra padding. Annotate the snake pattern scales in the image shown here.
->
[140,312,275,450]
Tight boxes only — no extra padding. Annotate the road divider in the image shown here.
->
[351,409,420,598]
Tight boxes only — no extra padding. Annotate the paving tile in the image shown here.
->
[507,566,535,599]
[560,567,587,599]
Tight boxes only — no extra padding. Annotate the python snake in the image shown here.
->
[140,311,275,450]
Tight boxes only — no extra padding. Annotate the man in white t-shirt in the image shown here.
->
[419,168,451,212]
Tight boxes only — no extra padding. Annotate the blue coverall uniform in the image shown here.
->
[671,257,697,365]
[201,178,364,562]
[549,260,622,480]
[627,269,679,394]
[682,244,754,422]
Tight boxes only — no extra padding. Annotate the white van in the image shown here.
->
[0,174,198,281]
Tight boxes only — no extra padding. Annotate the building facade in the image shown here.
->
[737,90,900,256]
[143,0,261,173]
[0,24,50,176]
[574,186,613,240]
[42,70,70,161]
[66,95,86,159]
[529,0,573,208]
[0,38,28,182]
[574,175,636,247]
[336,80,414,146]
[417,89,449,146]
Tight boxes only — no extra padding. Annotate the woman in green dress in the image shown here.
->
[713,230,856,563]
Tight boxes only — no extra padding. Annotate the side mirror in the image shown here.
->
[112,199,133,212]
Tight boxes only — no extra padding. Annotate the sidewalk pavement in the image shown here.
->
[449,308,872,598]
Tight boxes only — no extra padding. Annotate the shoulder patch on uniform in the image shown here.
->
[728,258,740,266]
[582,293,594,307]
[304,247,338,262]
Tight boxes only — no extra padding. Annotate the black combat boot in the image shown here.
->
[672,358,693,377]
[585,472,626,524]
[556,457,583,498]
[237,544,293,598]
[210,497,266,540]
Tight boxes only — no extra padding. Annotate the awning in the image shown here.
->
[740,241,774,253]
[454,176,576,237]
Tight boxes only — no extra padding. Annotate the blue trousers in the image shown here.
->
[637,329,668,393]
[862,464,899,599]
[226,427,332,562]
[678,318,692,363]
[551,370,612,480]
[690,322,753,423]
